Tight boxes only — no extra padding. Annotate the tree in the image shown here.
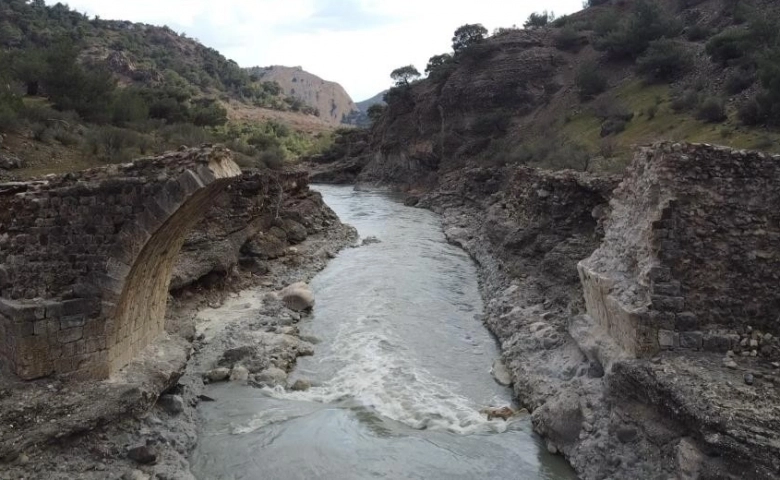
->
[390,65,421,86]
[425,54,453,75]
[366,104,386,123]
[452,24,488,53]
[576,62,608,100]
[524,11,554,29]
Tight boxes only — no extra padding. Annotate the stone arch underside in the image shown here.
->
[0,146,241,381]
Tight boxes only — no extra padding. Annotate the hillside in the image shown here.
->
[0,0,337,177]
[249,66,358,125]
[315,0,780,186]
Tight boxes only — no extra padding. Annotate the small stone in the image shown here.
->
[750,339,759,348]
[17,453,29,465]
[772,362,780,369]
[547,442,558,454]
[158,394,184,415]
[491,359,513,386]
[253,367,288,386]
[290,378,312,391]
[727,350,735,358]
[127,446,157,465]
[751,350,758,357]
[764,333,773,343]
[122,470,150,480]
[204,367,230,383]
[230,365,250,382]
[744,373,754,386]
[741,351,751,357]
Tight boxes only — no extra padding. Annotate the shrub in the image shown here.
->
[576,62,608,100]
[670,89,701,112]
[646,105,659,119]
[192,101,228,127]
[636,39,693,82]
[696,97,727,122]
[257,146,286,170]
[88,126,140,161]
[471,112,511,136]
[593,0,682,59]
[706,29,754,65]
[600,117,628,136]
[587,0,610,6]
[686,24,711,41]
[725,69,755,94]
[554,27,581,51]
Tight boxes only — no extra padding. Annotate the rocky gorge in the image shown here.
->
[307,140,780,479]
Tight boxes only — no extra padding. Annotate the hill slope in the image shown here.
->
[249,66,358,125]
[320,0,780,187]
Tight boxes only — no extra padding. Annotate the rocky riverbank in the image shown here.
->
[0,169,357,480]
[414,150,780,480]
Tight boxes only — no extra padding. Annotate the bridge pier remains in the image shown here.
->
[0,146,241,380]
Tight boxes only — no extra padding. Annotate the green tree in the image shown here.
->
[452,24,488,53]
[425,54,453,75]
[524,11,554,29]
[576,62,608,100]
[390,65,421,86]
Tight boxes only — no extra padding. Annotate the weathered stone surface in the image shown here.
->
[579,142,780,357]
[279,282,315,312]
[0,146,241,380]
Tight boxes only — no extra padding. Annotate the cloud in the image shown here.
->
[282,0,400,33]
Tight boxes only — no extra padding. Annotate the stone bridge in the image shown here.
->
[0,146,241,380]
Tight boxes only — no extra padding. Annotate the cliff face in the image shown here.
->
[251,66,358,125]
[330,0,780,188]
[411,143,780,480]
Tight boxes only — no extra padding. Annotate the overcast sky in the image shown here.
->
[64,0,585,101]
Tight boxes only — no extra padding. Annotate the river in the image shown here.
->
[191,185,575,480]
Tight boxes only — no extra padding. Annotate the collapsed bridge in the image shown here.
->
[0,146,241,380]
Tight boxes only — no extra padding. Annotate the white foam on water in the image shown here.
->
[264,315,512,435]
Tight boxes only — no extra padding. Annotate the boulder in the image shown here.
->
[279,282,315,312]
[127,446,157,465]
[491,359,513,386]
[0,153,23,170]
[157,394,184,415]
[230,365,250,382]
[253,367,288,387]
[204,367,230,383]
[290,378,312,391]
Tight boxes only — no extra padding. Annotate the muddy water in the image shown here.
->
[191,186,575,480]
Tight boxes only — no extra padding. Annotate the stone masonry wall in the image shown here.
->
[0,146,240,380]
[579,142,780,357]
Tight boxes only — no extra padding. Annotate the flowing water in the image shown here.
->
[191,185,575,480]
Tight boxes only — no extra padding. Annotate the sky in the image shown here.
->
[64,0,585,102]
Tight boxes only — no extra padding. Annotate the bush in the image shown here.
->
[725,69,755,94]
[706,29,754,65]
[600,117,629,136]
[696,97,727,122]
[554,27,581,51]
[257,146,286,170]
[646,105,659,119]
[192,101,228,127]
[471,112,511,136]
[593,0,682,59]
[88,126,140,161]
[686,24,711,41]
[636,39,693,82]
[576,62,608,100]
[670,89,701,112]
[525,11,553,29]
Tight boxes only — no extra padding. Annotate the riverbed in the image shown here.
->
[191,185,574,480]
